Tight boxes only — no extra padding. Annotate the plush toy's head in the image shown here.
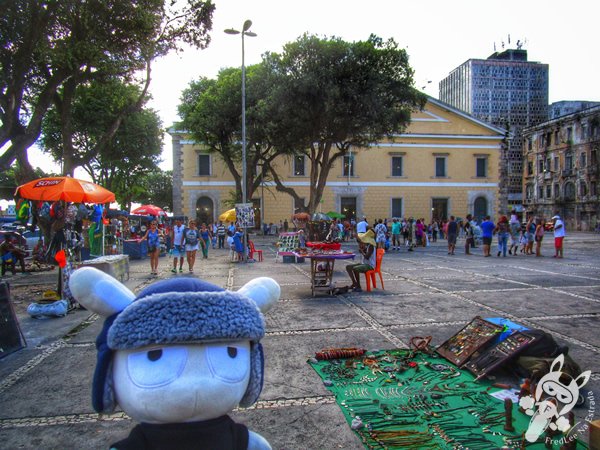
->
[70,268,280,424]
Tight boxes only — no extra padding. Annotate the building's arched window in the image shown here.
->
[474,197,487,221]
[195,196,214,225]
[564,182,576,201]
[525,184,533,200]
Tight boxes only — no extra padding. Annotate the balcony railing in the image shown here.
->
[562,169,574,177]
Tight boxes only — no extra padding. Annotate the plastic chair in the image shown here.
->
[248,240,263,262]
[363,248,385,292]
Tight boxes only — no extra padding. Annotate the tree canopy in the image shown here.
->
[178,34,426,214]
[40,79,164,210]
[0,0,214,181]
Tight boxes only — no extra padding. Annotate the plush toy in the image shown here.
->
[69,267,280,450]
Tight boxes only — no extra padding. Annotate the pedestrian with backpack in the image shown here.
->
[184,220,201,273]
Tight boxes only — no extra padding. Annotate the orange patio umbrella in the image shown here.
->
[15,177,115,203]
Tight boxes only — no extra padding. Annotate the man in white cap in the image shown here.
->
[345,229,376,292]
[552,214,565,258]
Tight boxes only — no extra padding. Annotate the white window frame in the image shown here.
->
[391,155,403,177]
[434,155,447,178]
[391,198,403,218]
[342,155,355,177]
[293,155,306,176]
[197,153,211,176]
[475,156,487,178]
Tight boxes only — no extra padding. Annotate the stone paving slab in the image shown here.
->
[0,419,135,450]
[0,345,96,419]
[16,308,90,348]
[265,298,371,332]
[351,293,492,326]
[533,316,600,349]
[231,403,361,450]
[0,233,599,449]
[460,288,600,317]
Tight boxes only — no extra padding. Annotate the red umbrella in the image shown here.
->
[292,212,311,221]
[15,177,115,203]
[131,204,167,216]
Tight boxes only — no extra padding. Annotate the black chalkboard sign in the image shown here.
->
[0,281,26,359]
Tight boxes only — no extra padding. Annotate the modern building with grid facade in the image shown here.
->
[522,105,600,231]
[439,49,549,214]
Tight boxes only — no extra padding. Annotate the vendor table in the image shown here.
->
[299,252,355,296]
[306,241,341,251]
[79,254,130,282]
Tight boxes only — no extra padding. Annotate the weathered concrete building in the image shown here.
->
[439,48,549,213]
[522,105,600,230]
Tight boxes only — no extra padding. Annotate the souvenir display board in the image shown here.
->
[235,203,255,228]
[275,232,300,262]
[308,348,588,449]
[464,331,538,380]
[436,316,504,367]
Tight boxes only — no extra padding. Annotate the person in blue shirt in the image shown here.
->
[479,215,496,257]
[233,228,246,262]
[140,221,162,275]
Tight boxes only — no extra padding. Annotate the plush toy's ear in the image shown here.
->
[238,277,280,314]
[69,267,135,317]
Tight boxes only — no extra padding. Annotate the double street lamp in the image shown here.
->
[224,20,257,208]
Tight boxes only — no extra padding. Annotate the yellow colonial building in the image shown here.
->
[169,98,505,225]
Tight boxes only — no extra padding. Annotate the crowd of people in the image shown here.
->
[133,210,567,278]
[139,219,249,276]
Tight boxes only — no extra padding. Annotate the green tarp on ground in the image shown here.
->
[308,348,588,449]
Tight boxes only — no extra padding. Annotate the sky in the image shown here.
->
[27,0,600,177]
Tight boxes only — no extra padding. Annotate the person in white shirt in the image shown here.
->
[356,217,368,234]
[170,218,186,273]
[552,214,566,258]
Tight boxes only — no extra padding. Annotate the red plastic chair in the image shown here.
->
[248,240,263,262]
[363,248,385,291]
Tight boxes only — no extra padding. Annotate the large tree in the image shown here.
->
[0,0,214,181]
[262,34,427,214]
[178,34,426,214]
[131,169,173,212]
[40,80,163,210]
[178,63,280,203]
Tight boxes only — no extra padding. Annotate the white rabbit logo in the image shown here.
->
[519,354,591,443]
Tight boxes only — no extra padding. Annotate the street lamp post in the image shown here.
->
[225,20,257,209]
[225,20,256,259]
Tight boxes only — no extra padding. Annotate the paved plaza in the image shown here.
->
[1,233,599,449]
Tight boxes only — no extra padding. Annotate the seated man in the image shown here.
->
[345,229,376,292]
[0,234,27,275]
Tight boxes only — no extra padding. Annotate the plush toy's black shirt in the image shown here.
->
[110,415,249,450]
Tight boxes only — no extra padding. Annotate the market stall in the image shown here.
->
[14,176,116,296]
[295,249,355,296]
[78,254,130,282]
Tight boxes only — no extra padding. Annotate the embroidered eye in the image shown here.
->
[147,349,162,361]
[206,343,250,383]
[127,347,188,387]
